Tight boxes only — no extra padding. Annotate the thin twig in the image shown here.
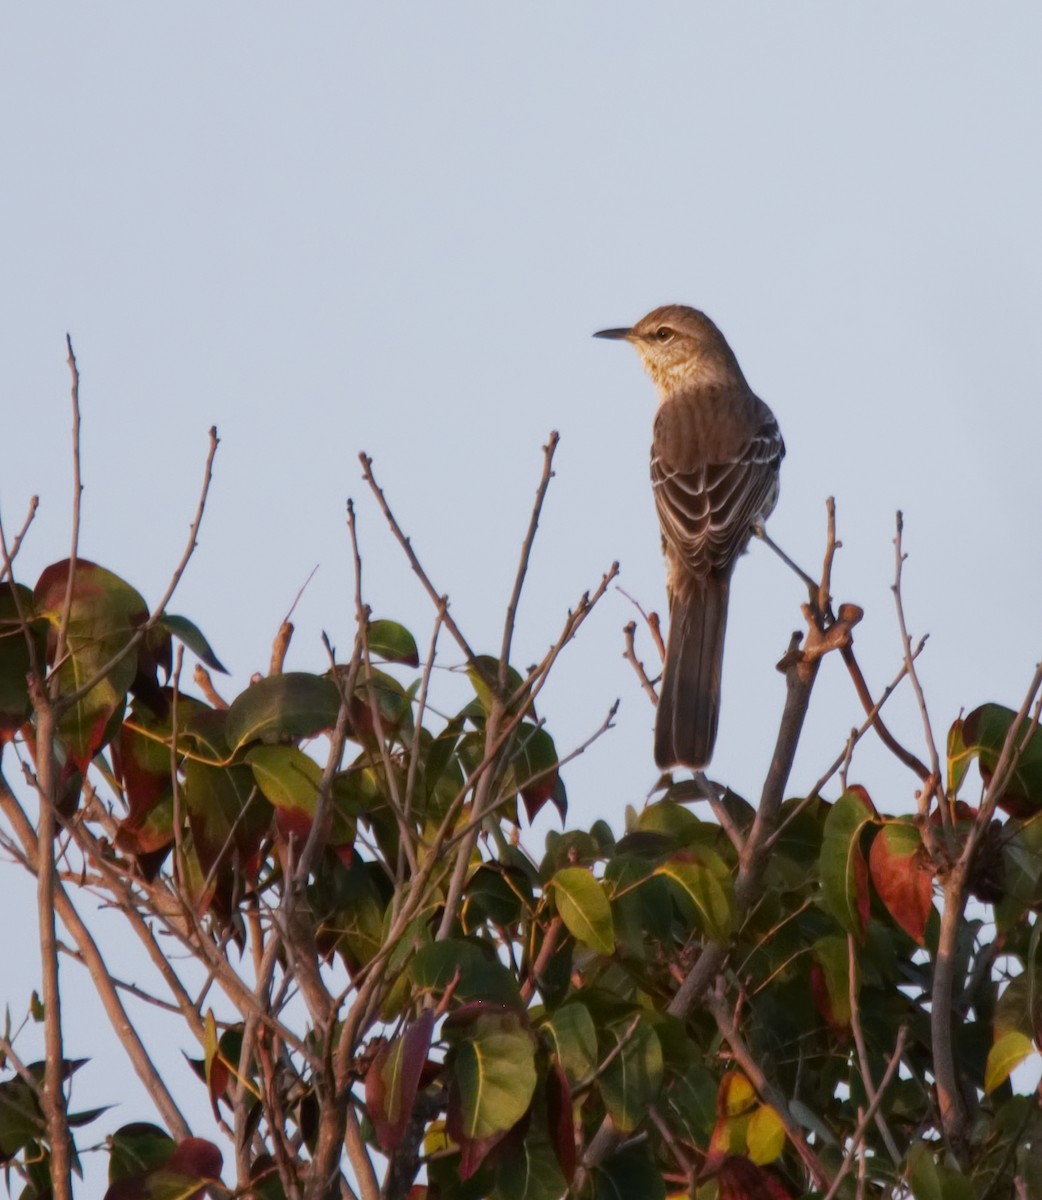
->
[54,426,220,717]
[846,933,901,1165]
[51,336,84,703]
[891,513,947,832]
[706,986,831,1189]
[0,495,40,585]
[359,453,481,671]
[622,621,659,706]
[821,1026,910,1200]
[499,432,559,690]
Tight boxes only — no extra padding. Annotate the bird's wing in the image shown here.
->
[651,415,784,578]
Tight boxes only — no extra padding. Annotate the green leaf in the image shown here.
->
[907,1142,942,1200]
[366,619,420,667]
[225,672,341,753]
[446,1009,537,1140]
[461,864,529,932]
[409,940,522,1006]
[984,1030,1034,1093]
[158,614,228,674]
[946,717,970,796]
[34,559,148,767]
[246,744,354,848]
[960,703,1042,816]
[598,1016,663,1132]
[811,935,854,1030]
[107,1123,175,1186]
[466,655,525,715]
[0,1075,45,1161]
[543,1004,598,1086]
[994,819,1042,932]
[820,790,875,940]
[493,1128,567,1200]
[593,1144,666,1200]
[0,584,45,734]
[665,1064,718,1145]
[656,855,735,939]
[552,867,615,955]
[310,853,388,971]
[182,714,270,898]
[509,724,561,823]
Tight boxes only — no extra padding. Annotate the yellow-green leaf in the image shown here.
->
[553,866,614,955]
[747,1104,785,1164]
[984,1030,1034,1093]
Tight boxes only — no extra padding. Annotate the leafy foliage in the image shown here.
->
[2,434,1042,1200]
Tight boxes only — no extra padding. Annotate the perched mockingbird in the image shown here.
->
[595,305,784,770]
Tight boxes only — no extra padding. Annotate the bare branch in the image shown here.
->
[622,620,659,706]
[0,494,40,585]
[359,452,481,671]
[891,512,946,828]
[499,431,559,690]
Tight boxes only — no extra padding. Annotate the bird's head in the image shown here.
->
[594,304,744,397]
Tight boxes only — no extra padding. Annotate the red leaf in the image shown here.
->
[445,1079,509,1180]
[365,1009,436,1152]
[869,823,934,945]
[165,1137,223,1180]
[545,1058,576,1182]
[718,1155,795,1200]
[810,962,846,1035]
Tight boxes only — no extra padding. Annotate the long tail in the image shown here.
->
[654,575,730,770]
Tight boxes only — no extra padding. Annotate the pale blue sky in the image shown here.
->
[2,2,1041,1185]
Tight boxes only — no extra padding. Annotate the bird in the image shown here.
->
[595,305,784,770]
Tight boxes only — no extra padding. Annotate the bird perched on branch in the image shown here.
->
[595,305,784,770]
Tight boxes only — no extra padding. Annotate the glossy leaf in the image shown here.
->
[869,821,933,945]
[543,1003,598,1086]
[959,703,1042,817]
[106,1123,175,1185]
[509,724,560,823]
[34,559,148,767]
[552,867,614,955]
[466,656,526,716]
[820,790,875,940]
[718,1071,757,1117]
[994,818,1042,932]
[310,852,388,970]
[366,619,420,667]
[746,1105,785,1164]
[157,614,227,674]
[984,1030,1034,1093]
[225,672,341,753]
[0,584,45,736]
[494,1131,567,1200]
[104,1134,223,1199]
[593,1144,666,1200]
[445,1008,537,1140]
[810,935,853,1032]
[657,855,735,940]
[599,1015,663,1132]
[409,939,522,1006]
[246,743,353,850]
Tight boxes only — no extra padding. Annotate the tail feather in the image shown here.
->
[654,576,729,770]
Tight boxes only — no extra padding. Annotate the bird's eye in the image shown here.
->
[655,327,674,342]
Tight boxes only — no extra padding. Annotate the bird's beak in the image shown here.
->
[593,326,634,341]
